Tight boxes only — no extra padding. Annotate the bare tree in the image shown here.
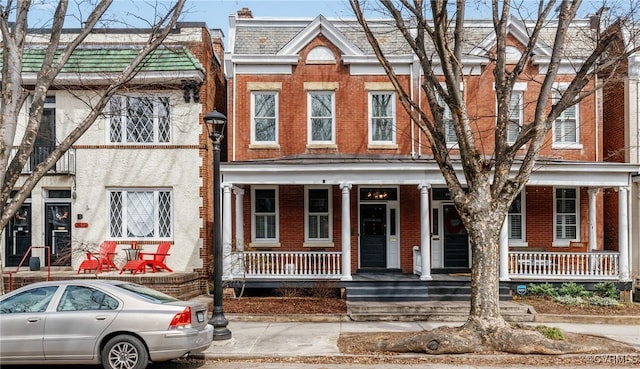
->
[350,0,638,354]
[0,0,186,293]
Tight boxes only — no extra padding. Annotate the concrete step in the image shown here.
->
[345,281,512,302]
[347,301,535,322]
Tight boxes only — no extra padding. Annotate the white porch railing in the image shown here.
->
[229,251,342,279]
[412,247,621,280]
[508,251,620,279]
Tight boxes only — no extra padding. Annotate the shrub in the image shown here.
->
[527,283,558,297]
[593,282,619,299]
[554,295,585,305]
[586,295,623,307]
[535,326,565,340]
[558,282,591,298]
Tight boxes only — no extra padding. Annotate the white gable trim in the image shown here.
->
[277,15,364,57]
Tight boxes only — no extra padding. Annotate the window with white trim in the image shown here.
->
[251,92,278,143]
[437,93,456,145]
[109,96,171,143]
[369,92,395,143]
[253,187,278,241]
[308,91,335,144]
[109,189,172,239]
[554,188,578,241]
[305,187,332,241]
[553,92,579,145]
[508,192,524,241]
[507,92,523,143]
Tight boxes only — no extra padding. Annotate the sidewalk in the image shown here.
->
[202,318,640,359]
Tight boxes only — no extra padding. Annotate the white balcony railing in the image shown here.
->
[11,147,76,174]
[508,251,619,279]
[229,251,342,279]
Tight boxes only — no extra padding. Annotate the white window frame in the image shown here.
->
[108,188,173,240]
[508,191,528,247]
[251,91,279,145]
[108,95,172,144]
[553,187,580,246]
[368,91,396,145]
[307,91,335,144]
[552,83,581,149]
[250,186,280,247]
[507,91,524,143]
[304,186,334,247]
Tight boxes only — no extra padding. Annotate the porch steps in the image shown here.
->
[347,300,535,322]
[344,278,512,303]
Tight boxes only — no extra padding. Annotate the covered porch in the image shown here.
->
[220,158,638,285]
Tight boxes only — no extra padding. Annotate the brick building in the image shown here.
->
[220,10,638,290]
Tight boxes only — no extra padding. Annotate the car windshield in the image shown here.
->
[115,283,179,303]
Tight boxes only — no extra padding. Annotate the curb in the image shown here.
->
[534,314,640,325]
[226,313,351,322]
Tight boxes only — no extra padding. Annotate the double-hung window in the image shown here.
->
[508,192,525,243]
[252,92,278,143]
[305,187,332,243]
[109,189,172,239]
[109,95,171,143]
[369,92,395,144]
[253,187,278,243]
[308,91,335,144]
[507,92,523,143]
[436,93,457,146]
[553,90,579,147]
[554,188,578,242]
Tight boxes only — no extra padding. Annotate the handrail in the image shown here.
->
[2,246,51,292]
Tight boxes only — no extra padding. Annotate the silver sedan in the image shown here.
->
[0,279,213,369]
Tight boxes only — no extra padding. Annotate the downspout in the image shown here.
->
[410,55,416,158]
[232,64,237,161]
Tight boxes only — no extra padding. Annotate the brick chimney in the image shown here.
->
[237,7,253,18]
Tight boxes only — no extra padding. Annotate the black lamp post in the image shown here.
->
[204,109,231,340]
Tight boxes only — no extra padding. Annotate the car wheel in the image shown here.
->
[101,334,149,369]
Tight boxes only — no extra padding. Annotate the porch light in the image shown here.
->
[204,109,231,340]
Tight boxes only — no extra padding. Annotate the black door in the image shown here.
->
[45,203,71,266]
[443,204,469,268]
[360,204,386,268]
[5,204,32,267]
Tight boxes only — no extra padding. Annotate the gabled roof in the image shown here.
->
[277,15,363,56]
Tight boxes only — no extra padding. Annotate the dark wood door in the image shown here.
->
[360,204,386,268]
[5,204,32,267]
[443,204,469,268]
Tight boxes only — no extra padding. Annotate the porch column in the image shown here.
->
[222,183,233,280]
[588,188,598,251]
[619,186,630,281]
[340,183,352,281]
[419,183,432,280]
[499,216,510,281]
[233,188,245,251]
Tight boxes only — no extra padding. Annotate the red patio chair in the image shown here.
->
[77,241,118,274]
[120,242,173,274]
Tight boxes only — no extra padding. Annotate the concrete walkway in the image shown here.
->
[202,318,640,359]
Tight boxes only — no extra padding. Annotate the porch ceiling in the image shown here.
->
[221,157,640,187]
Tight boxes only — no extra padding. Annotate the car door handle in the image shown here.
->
[27,317,41,323]
[95,315,108,321]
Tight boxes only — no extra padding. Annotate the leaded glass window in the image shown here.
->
[109,96,171,143]
[109,189,172,239]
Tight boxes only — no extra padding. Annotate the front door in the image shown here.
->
[360,204,386,268]
[443,204,469,268]
[5,204,32,267]
[45,203,71,266]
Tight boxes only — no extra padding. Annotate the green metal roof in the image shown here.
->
[2,46,204,74]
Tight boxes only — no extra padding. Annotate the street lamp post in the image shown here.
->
[204,109,231,341]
